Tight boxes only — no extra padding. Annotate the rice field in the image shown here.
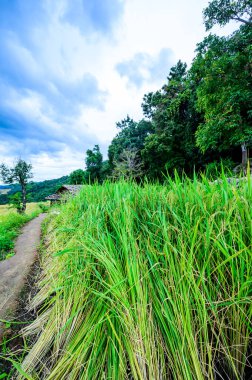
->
[15,176,252,379]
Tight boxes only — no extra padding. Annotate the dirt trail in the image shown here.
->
[0,213,47,341]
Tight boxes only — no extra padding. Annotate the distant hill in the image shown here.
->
[0,188,11,195]
[0,176,69,204]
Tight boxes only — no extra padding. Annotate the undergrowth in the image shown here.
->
[0,206,42,261]
[10,175,252,379]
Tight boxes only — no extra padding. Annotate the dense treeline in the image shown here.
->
[70,0,252,184]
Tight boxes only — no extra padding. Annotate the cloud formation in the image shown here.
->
[0,0,235,181]
[116,48,175,87]
[63,0,124,35]
[0,0,121,162]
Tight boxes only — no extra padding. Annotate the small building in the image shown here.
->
[45,185,83,205]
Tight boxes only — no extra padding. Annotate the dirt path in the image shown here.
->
[0,213,47,341]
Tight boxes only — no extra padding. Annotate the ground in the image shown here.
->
[0,213,47,342]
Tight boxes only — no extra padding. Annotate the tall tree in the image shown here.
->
[191,27,252,169]
[108,116,153,171]
[112,149,143,180]
[141,61,204,179]
[0,159,33,213]
[203,0,252,30]
[85,145,103,183]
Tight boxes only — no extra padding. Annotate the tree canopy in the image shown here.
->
[85,145,103,183]
[69,169,86,185]
[192,27,252,163]
[203,0,252,30]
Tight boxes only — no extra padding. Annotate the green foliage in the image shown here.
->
[0,176,69,205]
[108,116,153,170]
[100,160,112,181]
[27,176,69,202]
[141,61,204,178]
[85,145,103,183]
[68,169,86,185]
[0,159,33,213]
[16,178,252,378]
[192,27,252,153]
[38,202,49,212]
[0,159,33,186]
[0,208,40,261]
[203,158,235,179]
[104,3,251,180]
[203,0,252,31]
[8,192,23,213]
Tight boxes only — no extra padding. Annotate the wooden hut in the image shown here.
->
[45,185,83,205]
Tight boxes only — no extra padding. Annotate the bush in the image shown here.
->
[38,202,49,212]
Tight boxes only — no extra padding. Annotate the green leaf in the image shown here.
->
[53,248,73,257]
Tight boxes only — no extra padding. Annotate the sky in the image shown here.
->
[0,0,237,182]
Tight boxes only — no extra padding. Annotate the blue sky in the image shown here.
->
[0,0,236,181]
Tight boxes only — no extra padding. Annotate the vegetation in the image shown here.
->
[192,25,252,170]
[80,2,251,182]
[0,159,33,213]
[68,169,86,185]
[0,176,69,205]
[13,176,252,379]
[1,1,252,378]
[0,203,42,261]
[203,0,252,30]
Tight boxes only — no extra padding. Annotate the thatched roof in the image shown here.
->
[45,184,83,201]
[57,185,83,195]
[45,194,61,201]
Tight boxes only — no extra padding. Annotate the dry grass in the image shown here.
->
[0,203,43,217]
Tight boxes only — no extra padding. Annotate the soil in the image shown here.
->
[0,213,47,342]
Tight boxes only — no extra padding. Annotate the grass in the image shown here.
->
[0,203,47,261]
[11,176,252,379]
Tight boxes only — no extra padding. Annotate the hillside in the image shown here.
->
[0,176,69,204]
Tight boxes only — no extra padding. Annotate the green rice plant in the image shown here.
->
[15,175,252,379]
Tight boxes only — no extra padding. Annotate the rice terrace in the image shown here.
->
[0,0,252,379]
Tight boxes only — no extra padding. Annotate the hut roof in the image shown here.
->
[45,194,61,201]
[57,185,83,194]
[45,185,83,201]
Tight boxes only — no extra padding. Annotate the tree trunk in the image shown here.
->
[241,143,248,175]
[21,182,27,213]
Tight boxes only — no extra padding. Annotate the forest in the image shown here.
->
[68,1,252,184]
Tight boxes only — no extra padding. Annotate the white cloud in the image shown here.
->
[0,0,238,182]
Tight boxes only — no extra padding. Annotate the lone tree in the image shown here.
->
[112,149,143,180]
[0,159,33,213]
